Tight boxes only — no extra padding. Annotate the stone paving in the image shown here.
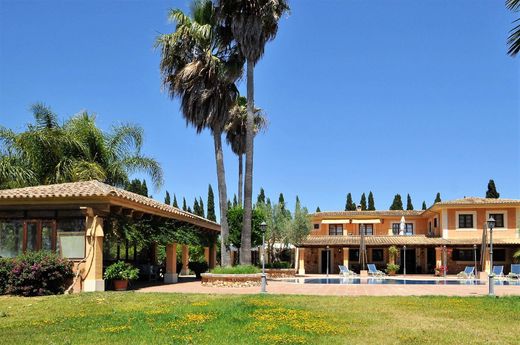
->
[136,274,520,297]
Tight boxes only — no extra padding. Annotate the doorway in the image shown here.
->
[320,249,332,274]
[399,248,416,274]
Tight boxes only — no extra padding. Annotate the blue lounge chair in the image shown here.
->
[457,266,475,279]
[367,264,386,277]
[492,265,504,279]
[507,264,520,279]
[338,265,358,277]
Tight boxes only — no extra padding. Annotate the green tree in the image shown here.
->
[199,197,205,218]
[434,193,441,203]
[233,194,238,207]
[207,184,216,221]
[345,193,355,211]
[406,194,414,210]
[193,198,201,216]
[172,194,179,208]
[422,201,427,210]
[288,196,311,246]
[507,0,520,56]
[218,0,289,265]
[390,194,404,210]
[257,187,266,205]
[157,0,242,266]
[182,197,187,212]
[164,191,171,205]
[360,193,367,211]
[368,191,375,210]
[316,206,321,212]
[486,179,500,198]
[126,179,148,197]
[227,206,265,253]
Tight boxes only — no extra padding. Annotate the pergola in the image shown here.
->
[0,180,220,292]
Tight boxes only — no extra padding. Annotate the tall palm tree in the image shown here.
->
[218,0,289,264]
[507,0,520,56]
[156,0,243,266]
[225,96,267,206]
[0,104,163,189]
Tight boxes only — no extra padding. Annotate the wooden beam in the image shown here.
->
[122,208,133,217]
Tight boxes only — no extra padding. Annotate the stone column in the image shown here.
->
[298,248,305,275]
[164,243,178,283]
[342,247,349,268]
[204,247,210,265]
[209,243,217,269]
[435,247,443,268]
[181,244,189,275]
[83,215,104,292]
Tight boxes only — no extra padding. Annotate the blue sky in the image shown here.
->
[0,0,519,215]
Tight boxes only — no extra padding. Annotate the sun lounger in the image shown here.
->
[492,265,504,279]
[457,266,475,279]
[367,263,386,277]
[507,264,520,279]
[338,265,358,277]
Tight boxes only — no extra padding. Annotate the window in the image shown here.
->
[57,218,86,259]
[434,218,438,227]
[372,249,384,261]
[452,248,480,261]
[494,249,506,261]
[313,223,320,230]
[359,224,373,235]
[328,224,343,236]
[489,214,504,228]
[391,223,413,235]
[392,223,399,235]
[0,220,23,258]
[458,214,473,228]
[349,248,359,261]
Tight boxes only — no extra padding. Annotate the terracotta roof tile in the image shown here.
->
[434,197,520,206]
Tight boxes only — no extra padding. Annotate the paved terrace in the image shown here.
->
[136,275,520,297]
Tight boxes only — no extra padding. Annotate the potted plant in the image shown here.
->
[188,261,209,278]
[104,261,139,291]
[434,265,447,277]
[388,246,399,264]
[386,263,400,276]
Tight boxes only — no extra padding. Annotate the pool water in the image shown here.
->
[283,278,520,286]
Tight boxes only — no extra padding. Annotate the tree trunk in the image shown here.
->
[237,154,243,207]
[213,128,231,266]
[241,60,254,265]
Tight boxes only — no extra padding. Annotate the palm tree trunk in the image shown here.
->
[241,60,254,265]
[237,154,243,207]
[213,128,231,266]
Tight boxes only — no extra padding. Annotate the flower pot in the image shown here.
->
[388,271,396,276]
[113,279,129,291]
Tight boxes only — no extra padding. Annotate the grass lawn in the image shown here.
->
[0,293,519,345]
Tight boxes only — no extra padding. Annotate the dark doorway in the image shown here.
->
[426,247,436,273]
[399,248,416,274]
[321,249,331,274]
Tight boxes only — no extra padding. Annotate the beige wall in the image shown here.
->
[446,207,517,239]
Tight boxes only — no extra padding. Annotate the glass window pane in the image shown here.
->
[26,223,38,251]
[42,222,54,251]
[58,232,85,259]
[0,221,23,257]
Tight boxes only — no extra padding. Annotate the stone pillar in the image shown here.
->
[209,243,217,269]
[204,247,210,265]
[298,248,305,275]
[342,247,349,268]
[164,243,178,283]
[181,244,189,275]
[435,247,442,268]
[483,248,491,274]
[84,215,105,292]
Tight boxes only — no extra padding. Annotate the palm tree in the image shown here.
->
[225,96,267,206]
[507,0,520,56]
[156,0,243,266]
[218,0,289,264]
[0,104,163,189]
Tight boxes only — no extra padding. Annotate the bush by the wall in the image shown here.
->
[188,261,208,278]
[0,258,14,295]
[7,251,73,297]
[264,261,291,269]
[210,265,261,274]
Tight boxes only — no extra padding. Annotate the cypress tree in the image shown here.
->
[266,198,271,207]
[360,193,367,210]
[406,194,414,210]
[368,191,375,210]
[187,206,192,213]
[486,179,500,198]
[257,188,266,205]
[207,184,216,221]
[227,200,232,210]
[345,193,355,211]
[182,197,187,211]
[390,194,404,210]
[164,191,171,205]
[233,194,238,207]
[199,197,205,218]
[193,198,200,215]
[422,201,427,210]
[434,192,441,203]
[279,193,285,207]
[141,180,148,197]
[316,206,321,212]
[172,194,178,208]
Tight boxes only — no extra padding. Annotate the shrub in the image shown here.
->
[210,265,261,274]
[104,261,139,281]
[0,258,14,295]
[8,251,73,297]
[188,261,209,278]
[264,261,291,269]
[386,263,400,273]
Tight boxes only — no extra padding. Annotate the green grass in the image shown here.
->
[210,264,261,274]
[0,293,519,344]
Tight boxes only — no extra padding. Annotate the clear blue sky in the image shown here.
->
[1,0,519,215]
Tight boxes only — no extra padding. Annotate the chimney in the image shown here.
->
[356,205,361,212]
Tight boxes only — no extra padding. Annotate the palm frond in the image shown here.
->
[121,155,164,190]
[30,103,59,129]
[508,19,520,56]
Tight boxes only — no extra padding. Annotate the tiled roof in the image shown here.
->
[313,210,424,217]
[298,235,520,247]
[434,197,520,206]
[0,180,220,231]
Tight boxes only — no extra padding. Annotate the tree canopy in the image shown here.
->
[486,179,500,198]
[390,194,404,210]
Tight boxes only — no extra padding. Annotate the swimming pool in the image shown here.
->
[282,278,520,285]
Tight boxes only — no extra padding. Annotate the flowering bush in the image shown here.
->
[435,266,448,276]
[104,261,139,281]
[7,251,73,296]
